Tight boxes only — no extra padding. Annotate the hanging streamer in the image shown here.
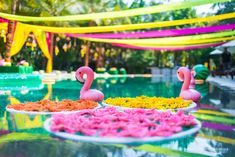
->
[21,12,235,33]
[0,0,230,22]
[134,36,235,46]
[67,24,235,39]
[112,42,224,51]
[78,31,235,46]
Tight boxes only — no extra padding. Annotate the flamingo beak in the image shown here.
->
[75,73,85,84]
[76,77,84,84]
[177,71,184,81]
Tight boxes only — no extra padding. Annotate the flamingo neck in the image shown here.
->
[181,71,191,91]
[81,70,94,92]
[190,73,195,89]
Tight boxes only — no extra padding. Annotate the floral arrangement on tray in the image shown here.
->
[6,99,98,112]
[50,107,197,138]
[104,96,192,109]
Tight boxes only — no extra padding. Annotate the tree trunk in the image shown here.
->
[5,0,18,62]
[85,41,90,66]
[155,51,160,67]
[84,20,96,66]
[174,51,177,67]
[187,51,190,67]
[97,43,104,68]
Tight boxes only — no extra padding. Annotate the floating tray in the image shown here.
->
[44,118,201,144]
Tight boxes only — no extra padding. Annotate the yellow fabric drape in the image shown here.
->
[33,29,52,73]
[22,12,235,33]
[0,22,7,30]
[10,23,52,73]
[9,23,30,56]
[133,36,235,46]
[0,0,230,22]
[119,36,235,49]
[3,12,235,34]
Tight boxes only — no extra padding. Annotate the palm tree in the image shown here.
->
[212,1,235,24]
[4,0,18,62]
[1,0,42,62]
[68,0,116,67]
[32,0,78,69]
[82,0,133,68]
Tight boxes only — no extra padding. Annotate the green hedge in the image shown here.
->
[119,68,127,75]
[108,68,118,75]
[95,68,106,74]
[0,66,33,74]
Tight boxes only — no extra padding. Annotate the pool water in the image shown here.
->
[0,76,235,157]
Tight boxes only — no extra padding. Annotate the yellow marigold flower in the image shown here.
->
[104,96,192,110]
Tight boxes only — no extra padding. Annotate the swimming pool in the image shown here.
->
[0,76,234,157]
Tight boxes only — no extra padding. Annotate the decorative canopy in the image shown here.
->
[0,0,230,22]
[0,0,234,73]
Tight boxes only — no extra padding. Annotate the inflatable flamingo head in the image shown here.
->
[75,66,94,84]
[177,67,191,82]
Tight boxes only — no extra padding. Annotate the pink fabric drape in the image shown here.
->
[67,24,235,39]
[0,17,8,23]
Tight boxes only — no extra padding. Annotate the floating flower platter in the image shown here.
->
[44,107,201,144]
[6,100,99,115]
[102,96,196,112]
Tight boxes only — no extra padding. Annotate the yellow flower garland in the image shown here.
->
[104,96,192,109]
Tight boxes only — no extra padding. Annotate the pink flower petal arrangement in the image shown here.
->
[50,107,197,138]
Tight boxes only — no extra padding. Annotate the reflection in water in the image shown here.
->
[0,76,235,156]
[0,140,127,157]
[6,112,47,134]
[220,90,230,108]
[207,83,234,109]
[0,132,198,157]
[195,83,209,99]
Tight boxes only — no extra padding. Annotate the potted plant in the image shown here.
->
[108,67,118,75]
[193,64,209,84]
[95,67,106,74]
[119,68,127,75]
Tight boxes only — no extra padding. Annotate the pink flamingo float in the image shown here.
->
[177,67,201,102]
[75,66,104,102]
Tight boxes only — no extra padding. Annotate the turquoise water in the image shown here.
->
[0,76,235,157]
